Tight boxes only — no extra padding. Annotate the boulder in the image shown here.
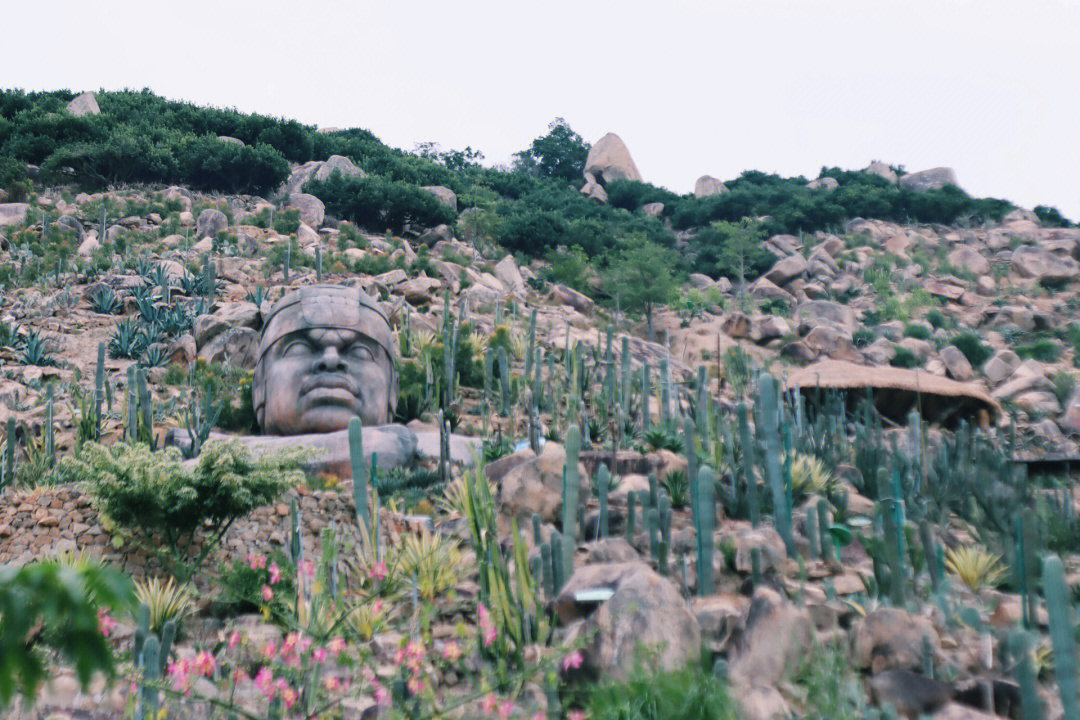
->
[417,224,453,246]
[1014,390,1060,415]
[0,203,30,228]
[398,275,442,304]
[286,193,326,228]
[899,167,958,192]
[866,161,898,184]
[898,336,933,360]
[947,246,990,276]
[193,302,260,348]
[54,214,84,240]
[764,234,803,257]
[494,255,526,296]
[421,185,457,210]
[794,300,858,334]
[729,587,815,692]
[555,562,700,680]
[217,135,244,145]
[807,177,838,191]
[196,208,228,240]
[747,277,796,306]
[296,222,320,249]
[993,359,1050,399]
[1011,244,1079,284]
[867,670,953,718]
[196,327,259,369]
[721,312,750,339]
[764,253,808,285]
[940,345,974,381]
[77,233,101,257]
[66,91,100,117]
[851,607,940,674]
[804,325,861,362]
[550,284,594,314]
[722,525,787,574]
[642,202,665,218]
[584,133,642,184]
[694,175,727,198]
[688,273,715,290]
[313,154,364,182]
[1057,386,1080,435]
[580,178,608,203]
[750,315,791,343]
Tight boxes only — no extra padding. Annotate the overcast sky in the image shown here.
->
[4,1,1078,218]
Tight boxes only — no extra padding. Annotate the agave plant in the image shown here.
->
[789,453,836,500]
[139,322,165,350]
[89,286,121,315]
[156,305,193,337]
[135,296,161,326]
[945,544,1007,592]
[178,272,202,297]
[21,329,57,367]
[140,343,168,369]
[0,320,20,349]
[245,285,270,306]
[145,263,173,291]
[394,530,469,601]
[643,426,684,453]
[134,576,196,633]
[108,317,144,359]
[129,283,155,305]
[661,469,691,509]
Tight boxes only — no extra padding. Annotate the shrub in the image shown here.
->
[925,308,949,329]
[77,440,304,581]
[660,470,690,509]
[1052,370,1076,406]
[304,172,456,233]
[1015,337,1062,363]
[133,576,195,633]
[851,328,876,348]
[902,323,932,340]
[215,548,296,619]
[890,346,922,369]
[944,544,1007,592]
[583,655,739,720]
[951,332,992,368]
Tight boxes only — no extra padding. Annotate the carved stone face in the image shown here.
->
[261,326,393,434]
[254,286,397,434]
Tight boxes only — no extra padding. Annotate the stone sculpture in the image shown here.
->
[254,285,397,434]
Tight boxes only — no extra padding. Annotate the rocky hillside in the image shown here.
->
[2,90,1080,720]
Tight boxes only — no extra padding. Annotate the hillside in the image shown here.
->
[2,90,1080,719]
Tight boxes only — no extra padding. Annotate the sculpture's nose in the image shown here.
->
[315,345,345,372]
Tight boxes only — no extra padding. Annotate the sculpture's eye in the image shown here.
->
[346,343,375,361]
[281,338,314,357]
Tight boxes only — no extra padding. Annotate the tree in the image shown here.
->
[514,118,590,183]
[603,236,679,341]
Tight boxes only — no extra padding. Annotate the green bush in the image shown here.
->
[304,171,456,233]
[1015,337,1062,363]
[852,328,876,348]
[215,548,296,619]
[925,308,949,329]
[951,332,992,368]
[583,656,739,720]
[890,345,922,368]
[902,323,932,340]
[77,440,303,581]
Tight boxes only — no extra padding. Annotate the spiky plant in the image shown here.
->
[21,329,57,366]
[133,576,196,633]
[394,530,468,601]
[789,453,836,500]
[89,286,122,315]
[661,469,691,510]
[945,545,1007,592]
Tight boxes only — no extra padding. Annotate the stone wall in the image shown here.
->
[0,481,409,590]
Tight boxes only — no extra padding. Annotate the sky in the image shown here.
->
[4,1,1078,218]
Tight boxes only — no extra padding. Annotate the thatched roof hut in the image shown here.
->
[784,360,1000,428]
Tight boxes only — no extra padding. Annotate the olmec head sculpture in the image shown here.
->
[254,286,397,434]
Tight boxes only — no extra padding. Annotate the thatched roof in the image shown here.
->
[784,360,1001,428]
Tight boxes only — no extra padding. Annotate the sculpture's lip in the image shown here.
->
[300,374,360,395]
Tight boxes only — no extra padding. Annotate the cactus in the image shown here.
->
[807,504,820,559]
[137,635,160,720]
[283,240,291,282]
[561,425,582,575]
[4,416,15,485]
[159,619,176,674]
[550,530,565,593]
[1044,555,1079,719]
[94,342,106,440]
[439,410,451,483]
[658,494,671,576]
[817,498,835,563]
[540,542,554,598]
[137,368,153,448]
[498,346,511,416]
[696,466,715,596]
[595,465,611,539]
[647,471,658,510]
[348,417,371,534]
[126,365,138,443]
[660,357,671,427]
[289,497,303,565]
[620,336,631,415]
[315,244,322,281]
[757,373,790,551]
[641,362,651,431]
[44,384,55,468]
[737,402,759,526]
[532,513,543,546]
[1008,629,1045,720]
[525,308,536,382]
[625,491,637,543]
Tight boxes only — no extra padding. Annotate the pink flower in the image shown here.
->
[248,552,266,570]
[498,700,515,719]
[562,650,584,671]
[281,685,298,709]
[406,676,425,695]
[323,675,340,691]
[369,560,388,582]
[167,659,191,692]
[232,668,248,683]
[228,630,241,650]
[477,603,497,647]
[481,694,499,714]
[328,637,346,657]
[97,609,116,638]
[568,711,587,720]
[268,562,282,584]
[373,599,384,614]
[373,683,391,706]
[532,713,546,720]
[261,585,274,602]
[300,559,315,581]
[441,641,462,662]
[254,667,274,696]
[312,646,328,664]
[261,642,277,659]
[194,651,216,677]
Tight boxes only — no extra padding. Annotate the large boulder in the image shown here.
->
[729,588,815,708]
[747,277,796,306]
[498,442,587,523]
[193,302,261,348]
[940,345,974,381]
[694,175,727,198]
[196,208,228,240]
[807,177,839,191]
[550,284,595,314]
[196,327,259,369]
[803,325,861,363]
[764,253,808,286]
[794,300,858,334]
[0,203,30,228]
[494,255,526,296]
[851,607,940,674]
[313,154,364,182]
[286,193,326,228]
[899,167,958,192]
[555,562,700,680]
[1011,244,1079,284]
[946,246,990,276]
[66,91,100,117]
[866,161,898,184]
[580,177,608,203]
[583,133,642,184]
[421,185,457,210]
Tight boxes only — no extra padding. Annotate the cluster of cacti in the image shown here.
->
[756,373,792,553]
[133,603,176,720]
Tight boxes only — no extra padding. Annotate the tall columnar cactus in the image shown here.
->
[44,384,55,468]
[657,494,672,576]
[757,373,790,551]
[550,530,565,593]
[289,497,303,566]
[137,368,153,448]
[283,241,291,283]
[94,342,106,440]
[684,415,699,519]
[594,465,611,539]
[348,417,371,535]
[817,498,835,563]
[696,466,716,596]
[737,402,759,527]
[1043,555,1079,719]
[625,491,637,543]
[137,635,161,720]
[807,503,820,559]
[525,308,536,382]
[315,245,323,282]
[620,336,631,415]
[660,357,671,428]
[640,362,651,431]
[498,346,511,416]
[1008,629,1045,720]
[561,425,582,575]
[3,417,15,486]
[126,365,138,443]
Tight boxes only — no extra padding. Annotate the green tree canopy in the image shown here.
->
[603,236,680,340]
[514,118,590,183]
